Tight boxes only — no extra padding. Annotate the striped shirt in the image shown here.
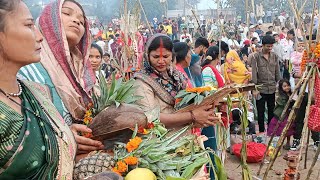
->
[18,63,73,125]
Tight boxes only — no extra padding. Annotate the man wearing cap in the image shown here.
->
[249,36,281,132]
[280,29,294,80]
[106,27,114,38]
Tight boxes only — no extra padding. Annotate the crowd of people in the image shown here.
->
[0,0,319,179]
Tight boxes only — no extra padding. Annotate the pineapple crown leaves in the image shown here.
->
[93,72,143,114]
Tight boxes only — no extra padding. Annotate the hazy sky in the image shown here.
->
[198,0,217,10]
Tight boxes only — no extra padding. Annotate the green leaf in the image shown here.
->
[213,154,228,180]
[179,93,197,106]
[115,101,120,108]
[108,72,117,98]
[131,124,138,139]
[181,157,209,179]
[175,90,189,98]
[161,126,190,148]
[166,177,186,180]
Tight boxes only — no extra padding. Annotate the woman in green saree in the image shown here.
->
[0,1,76,179]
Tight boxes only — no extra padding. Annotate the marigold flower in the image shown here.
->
[112,167,122,176]
[116,161,128,173]
[175,98,182,104]
[186,86,212,94]
[124,156,138,165]
[126,137,143,152]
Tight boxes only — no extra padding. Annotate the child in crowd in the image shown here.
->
[291,42,304,88]
[267,79,295,150]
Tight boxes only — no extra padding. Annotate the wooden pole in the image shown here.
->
[294,67,316,179]
[138,0,153,35]
[263,65,315,179]
[257,68,306,176]
[304,130,311,169]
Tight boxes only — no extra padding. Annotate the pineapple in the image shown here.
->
[73,152,115,180]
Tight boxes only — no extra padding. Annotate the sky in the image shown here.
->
[197,0,217,10]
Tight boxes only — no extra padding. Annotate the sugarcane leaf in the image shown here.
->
[181,157,209,179]
[157,168,167,180]
[164,170,182,179]
[161,126,190,148]
[213,153,228,180]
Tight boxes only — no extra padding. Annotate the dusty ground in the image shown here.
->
[225,141,320,180]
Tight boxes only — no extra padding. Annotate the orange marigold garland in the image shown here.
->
[124,156,138,165]
[301,50,308,73]
[185,86,212,93]
[126,137,143,152]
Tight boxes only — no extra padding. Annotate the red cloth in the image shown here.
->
[232,142,267,163]
[202,65,225,88]
[308,73,320,132]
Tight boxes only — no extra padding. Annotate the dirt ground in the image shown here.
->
[225,142,320,180]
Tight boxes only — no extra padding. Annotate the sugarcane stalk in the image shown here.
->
[256,68,306,176]
[304,130,311,169]
[306,139,320,179]
[293,66,316,180]
[263,65,315,180]
[298,0,309,15]
[287,0,310,52]
[239,94,252,180]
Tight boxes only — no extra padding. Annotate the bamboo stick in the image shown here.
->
[304,130,310,169]
[306,138,320,179]
[298,0,308,15]
[287,0,310,52]
[306,67,320,180]
[263,65,315,179]
[294,66,316,180]
[256,68,306,176]
[137,0,153,35]
[307,0,317,59]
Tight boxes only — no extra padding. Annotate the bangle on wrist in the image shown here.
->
[190,110,196,123]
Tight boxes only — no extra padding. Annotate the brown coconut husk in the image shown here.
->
[89,104,147,149]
